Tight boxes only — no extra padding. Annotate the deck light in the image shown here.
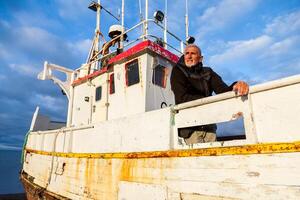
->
[154,10,164,23]
[186,36,195,44]
[88,1,100,12]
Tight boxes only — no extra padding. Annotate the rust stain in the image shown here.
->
[119,158,168,185]
[79,158,118,199]
[63,159,70,194]
[120,159,134,182]
[41,155,50,184]
[231,112,243,120]
[83,158,94,199]
[25,141,300,160]
[75,158,81,180]
[247,171,260,177]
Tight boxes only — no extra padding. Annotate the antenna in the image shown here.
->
[87,1,121,72]
[96,0,101,52]
[185,0,189,40]
[120,0,125,49]
[145,0,148,39]
[164,0,168,49]
[139,0,143,21]
[101,6,120,21]
[86,0,102,73]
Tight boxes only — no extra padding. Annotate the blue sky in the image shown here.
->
[0,0,299,150]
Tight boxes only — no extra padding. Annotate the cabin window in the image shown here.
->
[109,73,115,94]
[152,64,166,88]
[95,86,102,101]
[125,59,140,86]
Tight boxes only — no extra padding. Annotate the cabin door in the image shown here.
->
[91,73,108,123]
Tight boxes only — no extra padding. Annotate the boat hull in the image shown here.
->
[21,143,300,200]
[20,172,68,200]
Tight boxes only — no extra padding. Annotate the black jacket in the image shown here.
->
[170,56,236,138]
[171,56,235,104]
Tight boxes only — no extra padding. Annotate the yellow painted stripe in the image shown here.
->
[25,141,300,159]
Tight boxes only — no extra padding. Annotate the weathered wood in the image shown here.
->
[23,152,300,199]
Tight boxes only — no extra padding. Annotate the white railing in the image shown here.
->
[28,74,300,152]
[172,74,300,149]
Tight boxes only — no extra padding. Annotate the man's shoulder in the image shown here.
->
[202,66,213,72]
[172,64,187,76]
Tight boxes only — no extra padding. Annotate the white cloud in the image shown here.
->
[260,36,300,58]
[0,113,10,119]
[264,10,300,37]
[55,0,90,20]
[9,63,39,77]
[72,39,92,57]
[13,10,62,30]
[209,35,272,65]
[195,0,258,38]
[0,74,6,81]
[30,94,67,113]
[249,57,300,83]
[0,43,12,60]
[20,27,58,52]
[14,26,87,67]
[0,144,22,150]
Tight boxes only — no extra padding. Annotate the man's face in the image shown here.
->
[184,46,203,67]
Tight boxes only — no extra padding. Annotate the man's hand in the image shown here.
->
[233,81,249,96]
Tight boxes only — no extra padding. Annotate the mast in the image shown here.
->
[139,0,143,21]
[164,0,168,49]
[86,0,102,73]
[185,0,189,40]
[95,0,101,54]
[144,0,148,39]
[120,0,125,49]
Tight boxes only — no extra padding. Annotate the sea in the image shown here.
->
[0,150,24,194]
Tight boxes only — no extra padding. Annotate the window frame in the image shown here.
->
[152,64,167,88]
[125,59,140,87]
[109,73,115,94]
[95,86,102,101]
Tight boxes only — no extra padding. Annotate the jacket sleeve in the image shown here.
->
[170,66,203,104]
[209,69,236,94]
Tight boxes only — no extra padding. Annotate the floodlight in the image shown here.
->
[186,36,195,44]
[153,10,164,22]
[88,1,99,12]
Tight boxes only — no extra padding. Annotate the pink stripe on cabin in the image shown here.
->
[72,67,107,86]
[108,40,179,65]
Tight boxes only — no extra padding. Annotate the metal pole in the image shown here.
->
[180,41,184,53]
[185,0,189,40]
[139,0,143,21]
[95,0,101,51]
[145,0,148,39]
[66,73,75,127]
[120,0,125,49]
[92,0,101,71]
[164,0,168,49]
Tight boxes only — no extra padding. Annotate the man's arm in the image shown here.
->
[210,69,233,94]
[210,69,249,96]
[170,66,203,104]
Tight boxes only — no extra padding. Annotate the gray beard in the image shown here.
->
[185,62,198,68]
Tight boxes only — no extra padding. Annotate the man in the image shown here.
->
[170,44,249,145]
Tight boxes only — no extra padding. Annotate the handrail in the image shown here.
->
[84,19,185,67]
[174,74,300,111]
[30,124,94,135]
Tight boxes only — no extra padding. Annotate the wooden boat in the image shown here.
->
[20,1,300,199]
